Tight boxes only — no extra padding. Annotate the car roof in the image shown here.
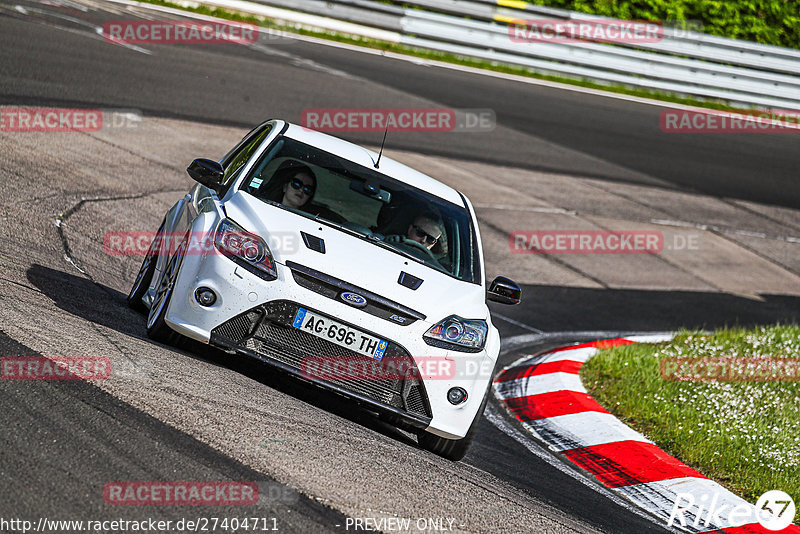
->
[282,122,465,206]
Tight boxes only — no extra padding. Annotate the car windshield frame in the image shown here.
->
[238,135,481,285]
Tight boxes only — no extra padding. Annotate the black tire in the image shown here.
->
[127,221,163,314]
[417,385,490,461]
[145,237,185,346]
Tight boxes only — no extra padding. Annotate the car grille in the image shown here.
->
[211,300,433,419]
[286,261,424,326]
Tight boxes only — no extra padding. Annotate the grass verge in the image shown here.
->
[134,0,763,114]
[580,325,800,510]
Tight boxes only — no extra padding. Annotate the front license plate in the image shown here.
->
[292,308,388,361]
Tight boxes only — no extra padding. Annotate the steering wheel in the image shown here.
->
[394,236,437,260]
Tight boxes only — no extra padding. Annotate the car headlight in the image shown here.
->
[214,218,277,280]
[424,315,487,352]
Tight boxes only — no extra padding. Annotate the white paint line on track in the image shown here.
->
[536,346,598,363]
[494,372,587,399]
[98,0,787,114]
[648,218,800,244]
[617,476,762,532]
[490,312,544,334]
[492,333,792,534]
[499,332,674,362]
[94,26,152,54]
[473,204,578,216]
[611,479,711,533]
[490,333,702,533]
[482,403,670,529]
[10,3,151,54]
[185,0,402,42]
[497,331,663,357]
[499,334,551,354]
[472,204,800,244]
[625,334,676,344]
[524,411,652,451]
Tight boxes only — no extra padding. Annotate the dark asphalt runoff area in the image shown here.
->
[0,0,798,210]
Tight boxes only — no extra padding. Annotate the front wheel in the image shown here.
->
[127,221,164,313]
[417,386,490,461]
[146,237,185,346]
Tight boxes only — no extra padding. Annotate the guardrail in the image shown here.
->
[199,0,800,109]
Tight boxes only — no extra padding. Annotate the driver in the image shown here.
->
[405,213,443,250]
[384,212,444,258]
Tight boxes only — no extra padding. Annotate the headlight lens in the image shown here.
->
[214,219,277,280]
[424,315,487,352]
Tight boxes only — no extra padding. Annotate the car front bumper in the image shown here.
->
[163,234,499,439]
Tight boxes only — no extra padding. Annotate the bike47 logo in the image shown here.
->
[668,489,796,531]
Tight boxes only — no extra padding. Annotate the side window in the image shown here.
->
[220,123,273,188]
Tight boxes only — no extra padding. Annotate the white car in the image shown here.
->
[128,119,521,460]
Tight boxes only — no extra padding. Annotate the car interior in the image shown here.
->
[244,155,456,275]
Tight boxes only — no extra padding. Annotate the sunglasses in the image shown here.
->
[412,224,440,245]
[289,178,315,196]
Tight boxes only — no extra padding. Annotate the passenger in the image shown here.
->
[279,163,316,210]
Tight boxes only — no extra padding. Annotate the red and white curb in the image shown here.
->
[493,335,800,534]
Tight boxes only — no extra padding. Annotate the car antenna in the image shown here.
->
[374,125,389,169]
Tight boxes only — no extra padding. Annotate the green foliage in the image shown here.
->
[528,0,800,48]
[581,325,800,506]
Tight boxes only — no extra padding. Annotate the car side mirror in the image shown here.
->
[187,158,224,193]
[487,276,521,305]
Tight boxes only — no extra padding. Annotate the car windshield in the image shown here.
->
[239,136,480,284]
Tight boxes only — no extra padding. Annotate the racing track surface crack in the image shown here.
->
[55,188,186,367]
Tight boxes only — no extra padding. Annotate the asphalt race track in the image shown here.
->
[1,1,799,533]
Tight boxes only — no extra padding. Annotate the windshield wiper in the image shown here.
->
[313,215,365,239]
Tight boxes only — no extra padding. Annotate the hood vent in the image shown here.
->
[398,271,423,290]
[301,232,325,254]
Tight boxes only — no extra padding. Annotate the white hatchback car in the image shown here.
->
[128,119,521,460]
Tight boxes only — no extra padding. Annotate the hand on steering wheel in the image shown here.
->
[393,235,436,260]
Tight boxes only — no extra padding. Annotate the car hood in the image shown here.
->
[224,192,488,321]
